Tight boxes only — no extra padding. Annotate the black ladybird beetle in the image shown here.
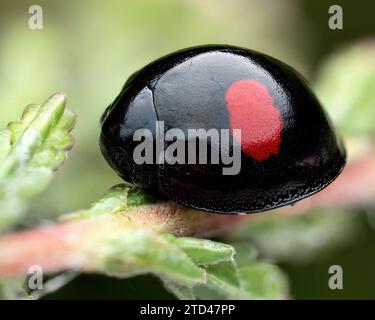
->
[100,45,346,214]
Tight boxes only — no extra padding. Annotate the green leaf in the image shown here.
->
[92,229,206,286]
[62,183,154,221]
[161,278,196,300]
[192,258,251,300]
[169,236,235,266]
[16,167,53,199]
[202,260,242,298]
[0,93,75,231]
[238,263,288,300]
[189,242,287,300]
[232,242,259,267]
[193,259,288,300]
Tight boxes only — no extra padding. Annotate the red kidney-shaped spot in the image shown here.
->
[225,79,283,161]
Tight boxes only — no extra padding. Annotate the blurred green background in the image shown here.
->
[0,0,375,299]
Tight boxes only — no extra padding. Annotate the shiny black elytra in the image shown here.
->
[100,45,346,214]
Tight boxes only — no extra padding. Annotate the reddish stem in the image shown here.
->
[0,150,374,277]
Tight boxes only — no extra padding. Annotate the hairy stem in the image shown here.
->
[0,147,374,277]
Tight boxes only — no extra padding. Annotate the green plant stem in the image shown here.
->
[0,146,375,278]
